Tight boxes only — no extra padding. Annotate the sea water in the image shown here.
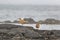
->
[0,5,60,21]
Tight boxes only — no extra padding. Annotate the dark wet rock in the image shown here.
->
[53,30,60,37]
[0,29,9,33]
[24,30,40,39]
[12,34,25,40]
[25,27,33,30]
[39,18,60,24]
[0,24,60,40]
[0,24,24,29]
[24,18,36,24]
[26,38,44,40]
[12,20,19,23]
[0,24,41,40]
[8,28,26,36]
[3,20,12,23]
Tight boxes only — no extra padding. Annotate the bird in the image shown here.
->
[19,18,27,25]
[35,22,40,30]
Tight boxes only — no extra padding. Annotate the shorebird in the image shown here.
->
[35,22,40,30]
[19,18,27,25]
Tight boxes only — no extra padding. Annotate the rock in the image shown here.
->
[53,30,60,37]
[12,34,25,40]
[24,18,36,24]
[39,18,60,24]
[0,29,9,33]
[12,20,19,23]
[3,20,12,23]
[0,24,24,29]
[24,29,40,39]
[0,24,60,40]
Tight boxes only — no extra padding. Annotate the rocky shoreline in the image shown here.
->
[0,18,60,24]
[0,24,59,40]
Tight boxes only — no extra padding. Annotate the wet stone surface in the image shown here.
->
[0,24,60,40]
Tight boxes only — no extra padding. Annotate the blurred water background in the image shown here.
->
[0,5,60,21]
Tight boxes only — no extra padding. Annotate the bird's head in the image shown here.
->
[19,18,24,20]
